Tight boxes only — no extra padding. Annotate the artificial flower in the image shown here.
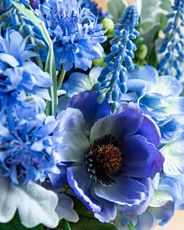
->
[56,90,164,222]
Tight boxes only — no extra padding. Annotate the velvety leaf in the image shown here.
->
[107,0,125,23]
[0,178,59,228]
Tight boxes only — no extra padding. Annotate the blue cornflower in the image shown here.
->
[78,0,108,22]
[36,0,106,71]
[57,90,164,222]
[0,108,62,185]
[94,4,139,109]
[0,30,52,111]
[157,0,184,79]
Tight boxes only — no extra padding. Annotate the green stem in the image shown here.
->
[128,222,136,230]
[64,220,71,230]
[30,37,44,70]
[57,65,66,89]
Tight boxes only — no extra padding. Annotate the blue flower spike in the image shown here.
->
[94,4,139,109]
[157,0,184,79]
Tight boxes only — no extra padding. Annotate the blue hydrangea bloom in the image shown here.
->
[127,65,184,143]
[36,0,106,71]
[57,90,164,222]
[94,4,139,109]
[0,108,62,185]
[0,30,52,111]
[157,0,184,79]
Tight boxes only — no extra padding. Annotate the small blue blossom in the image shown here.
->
[0,108,62,185]
[36,0,106,71]
[0,30,52,112]
[157,0,184,79]
[94,5,139,109]
[57,90,164,222]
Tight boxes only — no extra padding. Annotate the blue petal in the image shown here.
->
[90,103,143,143]
[67,90,111,127]
[136,115,161,146]
[93,198,117,223]
[93,176,149,206]
[67,166,102,213]
[122,135,164,178]
[56,108,89,162]
[117,179,154,216]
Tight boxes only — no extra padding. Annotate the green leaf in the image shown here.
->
[128,222,136,230]
[51,198,116,230]
[12,2,57,115]
[0,213,43,230]
[107,0,125,23]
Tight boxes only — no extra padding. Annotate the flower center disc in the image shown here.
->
[87,135,123,185]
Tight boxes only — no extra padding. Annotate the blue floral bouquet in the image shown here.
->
[0,0,184,229]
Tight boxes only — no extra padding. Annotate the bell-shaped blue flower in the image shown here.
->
[57,90,164,222]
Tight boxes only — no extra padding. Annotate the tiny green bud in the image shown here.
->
[93,54,106,67]
[135,44,148,60]
[102,18,114,35]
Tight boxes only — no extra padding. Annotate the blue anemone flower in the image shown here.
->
[36,0,106,71]
[0,109,62,185]
[57,90,164,222]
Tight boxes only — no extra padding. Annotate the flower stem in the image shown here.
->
[57,65,66,89]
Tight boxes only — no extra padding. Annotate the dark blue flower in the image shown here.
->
[57,90,164,222]
[0,108,62,185]
[93,4,139,109]
[157,0,184,79]
[36,0,106,71]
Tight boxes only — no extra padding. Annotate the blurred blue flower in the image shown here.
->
[0,30,52,112]
[36,0,106,71]
[57,90,164,222]
[78,0,108,22]
[0,108,62,185]
[157,0,184,79]
[94,4,139,109]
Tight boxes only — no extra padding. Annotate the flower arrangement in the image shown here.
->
[0,0,184,229]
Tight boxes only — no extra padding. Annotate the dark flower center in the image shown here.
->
[86,134,123,185]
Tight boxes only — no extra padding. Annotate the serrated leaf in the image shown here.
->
[12,2,57,115]
[107,0,125,23]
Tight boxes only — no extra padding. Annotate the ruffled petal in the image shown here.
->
[56,108,89,162]
[92,176,149,206]
[90,103,143,143]
[67,90,111,127]
[122,135,164,178]
[136,115,161,146]
[67,166,101,213]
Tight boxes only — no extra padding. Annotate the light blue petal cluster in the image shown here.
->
[0,30,52,113]
[36,0,106,71]
[0,108,62,184]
